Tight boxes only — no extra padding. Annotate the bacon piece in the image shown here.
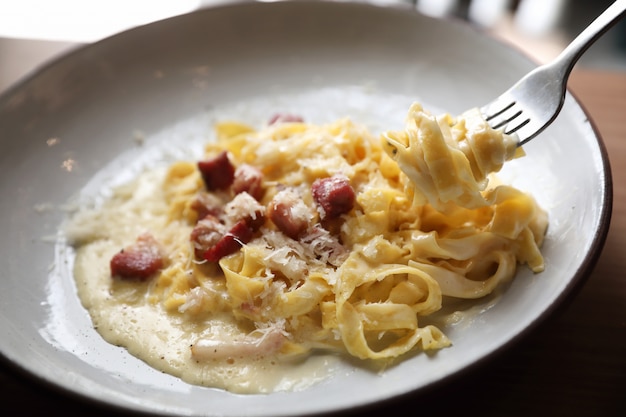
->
[268,113,303,125]
[192,196,264,262]
[197,151,235,191]
[203,220,254,262]
[225,192,266,231]
[232,164,264,200]
[267,189,311,240]
[110,233,164,280]
[190,215,226,258]
[190,192,225,222]
[311,175,355,220]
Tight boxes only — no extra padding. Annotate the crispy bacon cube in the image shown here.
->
[268,113,303,125]
[110,233,164,280]
[311,175,355,219]
[232,164,264,201]
[203,220,254,262]
[197,151,235,191]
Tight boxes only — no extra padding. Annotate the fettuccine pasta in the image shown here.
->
[67,102,547,392]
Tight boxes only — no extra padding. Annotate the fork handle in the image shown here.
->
[557,0,626,78]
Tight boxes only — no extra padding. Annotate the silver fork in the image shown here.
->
[481,0,626,146]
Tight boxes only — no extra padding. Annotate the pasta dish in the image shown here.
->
[65,102,547,393]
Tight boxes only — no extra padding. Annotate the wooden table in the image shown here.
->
[1,69,625,416]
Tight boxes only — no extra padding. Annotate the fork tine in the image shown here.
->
[476,1,626,145]
[491,109,522,130]
[504,118,531,135]
[481,96,532,142]
[482,96,522,131]
[482,99,515,121]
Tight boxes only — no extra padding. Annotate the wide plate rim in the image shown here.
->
[0,1,613,415]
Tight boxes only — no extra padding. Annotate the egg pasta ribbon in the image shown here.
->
[149,103,547,361]
[69,101,548,373]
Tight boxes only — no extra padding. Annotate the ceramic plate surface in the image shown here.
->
[0,1,612,416]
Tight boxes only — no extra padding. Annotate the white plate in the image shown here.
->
[0,1,612,416]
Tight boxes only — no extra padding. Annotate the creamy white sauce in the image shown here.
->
[62,84,414,393]
[69,168,341,394]
[62,87,448,393]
